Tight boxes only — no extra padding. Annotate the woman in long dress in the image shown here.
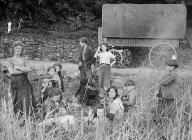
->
[6,41,36,115]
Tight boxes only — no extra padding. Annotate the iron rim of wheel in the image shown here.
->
[148,43,177,68]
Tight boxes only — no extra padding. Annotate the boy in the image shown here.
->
[121,80,137,112]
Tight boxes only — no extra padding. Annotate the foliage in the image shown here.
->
[0,0,191,31]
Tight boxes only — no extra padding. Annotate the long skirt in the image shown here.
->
[99,64,110,90]
[10,73,36,115]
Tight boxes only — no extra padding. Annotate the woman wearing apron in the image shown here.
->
[6,41,36,115]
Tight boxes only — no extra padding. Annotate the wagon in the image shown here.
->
[98,4,187,68]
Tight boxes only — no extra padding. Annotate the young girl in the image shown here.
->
[106,86,124,125]
[6,41,36,115]
[94,43,116,91]
[53,63,65,92]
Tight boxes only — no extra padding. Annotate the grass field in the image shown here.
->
[0,59,192,140]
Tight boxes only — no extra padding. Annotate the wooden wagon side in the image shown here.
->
[98,4,187,67]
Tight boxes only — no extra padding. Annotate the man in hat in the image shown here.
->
[78,37,96,81]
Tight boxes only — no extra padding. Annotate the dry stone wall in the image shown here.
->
[0,34,94,63]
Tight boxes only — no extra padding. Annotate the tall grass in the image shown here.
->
[0,69,192,140]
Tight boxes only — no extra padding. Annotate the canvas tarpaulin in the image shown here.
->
[102,4,186,39]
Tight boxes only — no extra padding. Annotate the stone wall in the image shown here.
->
[0,33,97,63]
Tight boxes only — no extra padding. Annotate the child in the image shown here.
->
[47,66,61,89]
[53,63,65,92]
[84,105,107,140]
[121,80,137,112]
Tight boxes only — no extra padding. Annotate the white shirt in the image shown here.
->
[109,98,124,121]
[98,52,115,64]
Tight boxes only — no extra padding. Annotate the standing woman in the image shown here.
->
[53,62,65,92]
[94,43,116,91]
[6,41,36,115]
[156,57,179,122]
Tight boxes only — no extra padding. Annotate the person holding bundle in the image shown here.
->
[40,66,62,103]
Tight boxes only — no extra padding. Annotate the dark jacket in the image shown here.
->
[79,46,96,71]
[159,71,178,99]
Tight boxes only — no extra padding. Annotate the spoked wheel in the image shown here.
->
[123,49,132,66]
[110,49,123,67]
[149,43,177,68]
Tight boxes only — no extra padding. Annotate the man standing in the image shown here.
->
[78,37,95,81]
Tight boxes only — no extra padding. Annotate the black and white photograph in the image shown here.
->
[0,0,192,140]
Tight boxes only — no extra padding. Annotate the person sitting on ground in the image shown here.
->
[40,66,62,102]
[121,80,137,112]
[106,86,124,125]
[74,77,99,106]
[38,87,62,119]
[53,62,65,92]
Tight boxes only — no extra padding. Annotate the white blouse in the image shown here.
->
[98,52,115,64]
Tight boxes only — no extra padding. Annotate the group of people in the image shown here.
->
[5,41,65,117]
[75,37,179,125]
[75,37,137,124]
[3,37,179,129]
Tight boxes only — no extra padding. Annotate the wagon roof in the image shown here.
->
[102,4,186,39]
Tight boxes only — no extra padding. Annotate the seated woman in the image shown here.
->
[121,80,137,112]
[40,66,62,102]
[74,77,99,106]
[106,86,124,125]
[53,63,65,92]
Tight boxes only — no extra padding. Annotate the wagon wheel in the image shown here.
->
[149,43,177,68]
[110,49,123,67]
[123,49,132,66]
